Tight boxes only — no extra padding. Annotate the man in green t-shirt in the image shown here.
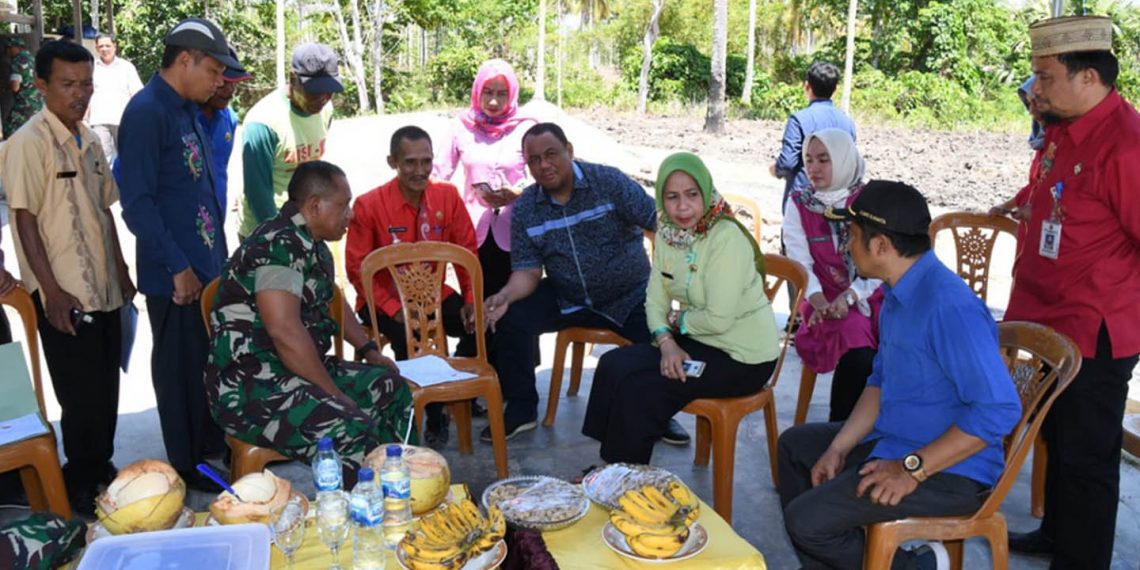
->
[237,42,341,238]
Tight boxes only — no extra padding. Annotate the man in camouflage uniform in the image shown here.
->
[205,160,414,476]
[5,37,43,136]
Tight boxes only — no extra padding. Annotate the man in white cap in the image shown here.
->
[236,42,342,239]
[115,17,241,490]
[198,46,253,221]
[999,15,1140,569]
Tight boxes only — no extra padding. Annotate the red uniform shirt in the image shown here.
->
[345,177,478,318]
[1007,90,1140,358]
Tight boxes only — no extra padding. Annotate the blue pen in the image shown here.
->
[197,463,243,501]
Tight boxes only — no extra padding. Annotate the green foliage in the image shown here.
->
[427,45,489,104]
[748,80,803,120]
[621,39,710,102]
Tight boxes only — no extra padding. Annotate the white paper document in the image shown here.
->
[396,354,477,387]
[0,412,49,446]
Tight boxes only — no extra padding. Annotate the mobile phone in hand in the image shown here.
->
[473,182,493,194]
[70,308,93,330]
[683,360,706,378]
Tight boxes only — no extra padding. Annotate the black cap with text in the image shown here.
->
[825,180,931,236]
[163,18,241,70]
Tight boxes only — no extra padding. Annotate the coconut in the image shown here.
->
[95,459,186,535]
[208,469,297,524]
[365,444,450,515]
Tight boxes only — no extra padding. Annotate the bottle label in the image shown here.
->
[381,475,411,500]
[314,458,342,491]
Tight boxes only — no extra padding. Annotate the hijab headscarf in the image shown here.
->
[803,128,865,193]
[461,59,534,140]
[655,152,765,277]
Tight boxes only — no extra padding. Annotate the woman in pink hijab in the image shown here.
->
[434,59,537,297]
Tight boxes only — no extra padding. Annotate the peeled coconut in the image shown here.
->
[96,459,186,535]
[209,469,298,524]
[365,444,450,515]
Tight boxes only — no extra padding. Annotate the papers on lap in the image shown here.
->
[0,342,50,444]
[396,354,477,387]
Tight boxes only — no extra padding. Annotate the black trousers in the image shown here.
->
[361,292,476,361]
[582,337,775,464]
[0,311,11,344]
[494,279,648,425]
[829,347,875,422]
[146,296,223,473]
[1037,323,1138,570]
[32,293,121,488]
[777,422,988,570]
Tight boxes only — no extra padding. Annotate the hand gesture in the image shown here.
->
[484,292,510,332]
[810,447,847,487]
[0,268,19,297]
[364,350,400,373]
[658,339,691,382]
[460,303,476,333]
[856,459,919,506]
[172,267,202,306]
[43,287,83,335]
[806,292,829,328]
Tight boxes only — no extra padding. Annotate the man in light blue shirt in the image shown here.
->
[776,180,1021,570]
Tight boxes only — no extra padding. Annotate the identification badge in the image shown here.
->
[1039,221,1061,259]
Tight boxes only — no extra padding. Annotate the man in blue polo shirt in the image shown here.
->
[198,46,251,221]
[776,181,1021,570]
[481,122,688,444]
[116,17,243,490]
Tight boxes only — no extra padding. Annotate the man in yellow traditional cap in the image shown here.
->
[998,15,1140,569]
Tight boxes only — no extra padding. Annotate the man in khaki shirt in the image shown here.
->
[1,40,134,516]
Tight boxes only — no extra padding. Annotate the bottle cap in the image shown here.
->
[386,444,402,458]
[358,467,374,481]
[317,437,333,451]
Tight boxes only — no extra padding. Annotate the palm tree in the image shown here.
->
[840,0,857,113]
[705,0,728,134]
[535,0,547,101]
[742,0,757,103]
[638,0,668,114]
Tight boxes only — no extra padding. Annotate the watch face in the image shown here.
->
[904,454,922,471]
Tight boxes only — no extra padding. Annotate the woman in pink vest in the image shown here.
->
[783,128,881,421]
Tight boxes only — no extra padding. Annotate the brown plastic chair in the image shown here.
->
[862,321,1081,570]
[202,278,350,481]
[361,242,509,478]
[1124,414,1140,458]
[723,192,763,245]
[0,288,72,517]
[679,254,808,522]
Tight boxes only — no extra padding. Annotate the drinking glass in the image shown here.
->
[317,491,351,569]
[269,496,307,569]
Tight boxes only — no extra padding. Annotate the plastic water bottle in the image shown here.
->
[312,437,342,498]
[380,445,413,549]
[351,468,385,570]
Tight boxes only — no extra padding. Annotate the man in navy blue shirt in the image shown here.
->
[116,17,243,490]
[198,46,251,222]
[770,61,856,210]
[776,181,1021,570]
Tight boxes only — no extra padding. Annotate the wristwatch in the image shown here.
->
[903,453,928,483]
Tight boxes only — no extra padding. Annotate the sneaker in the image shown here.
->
[1008,528,1054,557]
[425,407,451,449]
[480,419,538,442]
[661,418,691,446]
[908,541,949,570]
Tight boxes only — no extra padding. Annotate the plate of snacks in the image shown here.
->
[581,463,681,510]
[397,498,507,570]
[602,480,707,563]
[481,476,590,531]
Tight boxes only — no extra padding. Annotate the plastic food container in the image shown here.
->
[76,522,271,570]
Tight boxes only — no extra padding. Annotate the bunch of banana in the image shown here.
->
[610,481,700,559]
[399,499,506,570]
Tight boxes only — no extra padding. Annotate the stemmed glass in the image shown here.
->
[317,491,351,569]
[269,496,307,569]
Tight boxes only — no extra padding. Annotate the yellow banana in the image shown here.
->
[457,499,484,532]
[619,492,671,525]
[415,518,450,544]
[668,481,698,510]
[405,551,467,570]
[627,527,689,559]
[404,540,464,563]
[484,506,506,540]
[641,485,680,517]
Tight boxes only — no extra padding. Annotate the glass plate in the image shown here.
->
[581,463,681,510]
[481,475,589,531]
[601,521,709,563]
[396,539,507,570]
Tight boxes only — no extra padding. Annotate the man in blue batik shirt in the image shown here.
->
[116,17,244,491]
[197,46,251,222]
[769,61,857,211]
[776,181,1021,570]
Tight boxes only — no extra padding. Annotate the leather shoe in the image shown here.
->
[661,418,691,446]
[1008,528,1054,557]
[480,418,537,442]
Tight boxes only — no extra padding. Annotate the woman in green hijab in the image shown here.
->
[582,152,781,464]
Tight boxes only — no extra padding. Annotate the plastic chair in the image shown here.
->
[723,192,763,245]
[680,254,808,522]
[862,321,1081,570]
[202,278,350,481]
[0,288,72,517]
[360,242,509,478]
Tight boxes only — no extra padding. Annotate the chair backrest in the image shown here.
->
[0,288,46,419]
[971,321,1080,520]
[928,212,1017,303]
[759,254,809,391]
[360,242,486,361]
[724,192,763,245]
[200,277,345,358]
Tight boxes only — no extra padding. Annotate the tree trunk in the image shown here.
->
[535,0,547,101]
[330,0,371,112]
[704,0,728,134]
[556,0,563,108]
[276,0,286,90]
[370,0,385,113]
[840,0,857,113]
[741,0,756,104]
[91,0,99,32]
[637,0,667,114]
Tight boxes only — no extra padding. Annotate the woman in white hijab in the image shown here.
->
[782,128,882,422]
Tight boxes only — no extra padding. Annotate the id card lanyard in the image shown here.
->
[1039,182,1063,259]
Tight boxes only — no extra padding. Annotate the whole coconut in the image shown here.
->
[365,444,450,515]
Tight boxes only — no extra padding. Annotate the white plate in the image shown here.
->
[87,506,196,543]
[601,521,709,563]
[396,539,507,570]
[581,463,681,510]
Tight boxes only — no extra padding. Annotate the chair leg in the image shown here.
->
[709,417,742,523]
[986,517,1010,570]
[693,416,711,466]
[545,335,571,427]
[945,539,964,570]
[794,367,817,426]
[862,524,899,570]
[763,399,780,486]
[1031,435,1046,518]
[484,387,510,479]
[449,401,473,455]
[568,342,585,396]
[25,444,73,518]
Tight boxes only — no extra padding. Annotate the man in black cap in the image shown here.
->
[115,17,243,489]
[236,42,343,239]
[776,181,1021,569]
[198,46,252,222]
